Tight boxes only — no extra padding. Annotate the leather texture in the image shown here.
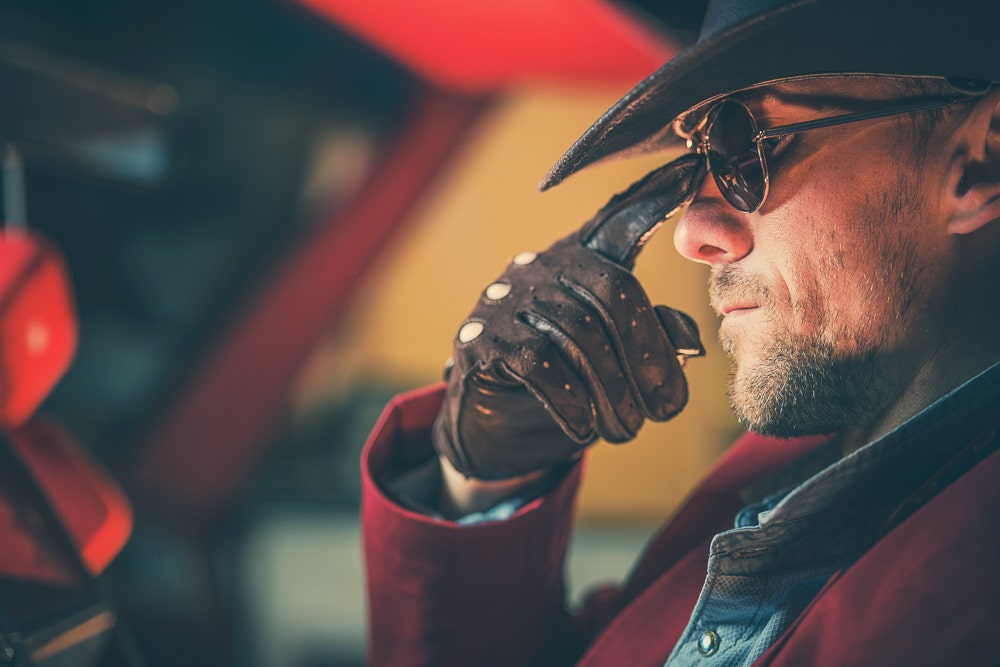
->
[433,154,706,479]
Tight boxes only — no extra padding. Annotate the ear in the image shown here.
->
[945,89,1000,235]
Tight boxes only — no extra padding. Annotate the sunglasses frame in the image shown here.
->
[689,92,984,213]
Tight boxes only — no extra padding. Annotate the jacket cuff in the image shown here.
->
[360,384,583,666]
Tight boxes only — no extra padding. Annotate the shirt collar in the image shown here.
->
[767,359,1000,525]
[713,360,1000,571]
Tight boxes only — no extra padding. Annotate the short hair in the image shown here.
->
[889,77,965,149]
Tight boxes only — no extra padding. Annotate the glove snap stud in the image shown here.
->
[458,321,484,343]
[512,252,537,266]
[484,282,511,300]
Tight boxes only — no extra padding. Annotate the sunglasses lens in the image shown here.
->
[707,101,766,212]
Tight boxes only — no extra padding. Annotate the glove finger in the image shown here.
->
[655,305,706,363]
[557,270,690,422]
[578,153,706,269]
[517,300,642,443]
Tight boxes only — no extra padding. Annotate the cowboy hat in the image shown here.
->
[540,0,1000,190]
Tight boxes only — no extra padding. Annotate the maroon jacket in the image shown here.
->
[362,385,1000,666]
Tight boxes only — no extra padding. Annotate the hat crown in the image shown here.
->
[699,0,799,42]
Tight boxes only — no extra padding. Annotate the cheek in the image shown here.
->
[755,202,838,331]
[819,184,925,347]
[759,210,880,343]
[753,134,933,351]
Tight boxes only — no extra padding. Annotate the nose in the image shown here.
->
[673,175,754,266]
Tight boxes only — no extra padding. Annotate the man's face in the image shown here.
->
[674,78,956,437]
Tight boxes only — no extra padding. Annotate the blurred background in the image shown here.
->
[0,0,740,664]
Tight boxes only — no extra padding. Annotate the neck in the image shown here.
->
[840,298,1000,457]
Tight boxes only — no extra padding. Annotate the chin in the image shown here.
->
[726,337,892,438]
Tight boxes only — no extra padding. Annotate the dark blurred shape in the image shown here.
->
[0,40,174,187]
[0,0,414,462]
[619,0,710,34]
[0,1,418,665]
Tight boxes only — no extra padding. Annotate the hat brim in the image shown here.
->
[540,0,1000,190]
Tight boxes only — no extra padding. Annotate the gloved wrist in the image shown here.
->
[432,387,585,480]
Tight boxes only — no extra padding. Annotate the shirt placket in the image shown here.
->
[664,526,779,666]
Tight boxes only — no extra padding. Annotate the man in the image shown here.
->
[361,0,1000,665]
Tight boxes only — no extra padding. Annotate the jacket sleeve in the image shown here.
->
[361,384,589,667]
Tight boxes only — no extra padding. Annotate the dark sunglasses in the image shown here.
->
[688,93,983,213]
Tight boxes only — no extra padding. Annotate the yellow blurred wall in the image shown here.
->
[296,85,743,524]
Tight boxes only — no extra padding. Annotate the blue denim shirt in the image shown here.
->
[664,360,1000,666]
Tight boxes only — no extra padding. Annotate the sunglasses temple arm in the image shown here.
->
[756,95,979,142]
[579,153,706,268]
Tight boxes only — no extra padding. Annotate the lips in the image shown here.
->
[720,304,759,316]
[710,267,768,318]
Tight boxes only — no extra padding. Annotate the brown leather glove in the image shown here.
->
[433,153,707,480]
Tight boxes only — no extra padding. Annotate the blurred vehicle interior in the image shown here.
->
[0,0,740,665]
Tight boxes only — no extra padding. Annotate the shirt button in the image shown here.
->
[697,630,720,656]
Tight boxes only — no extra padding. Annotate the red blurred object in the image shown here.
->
[0,230,132,579]
[4,420,134,578]
[295,0,678,91]
[0,231,78,430]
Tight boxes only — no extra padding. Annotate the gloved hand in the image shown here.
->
[433,153,708,480]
